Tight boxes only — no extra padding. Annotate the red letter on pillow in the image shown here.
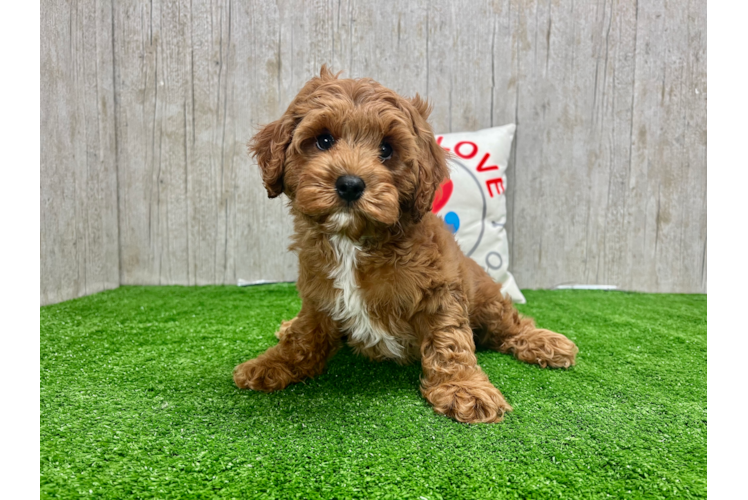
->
[454,141,478,159]
[476,153,499,172]
[486,178,505,197]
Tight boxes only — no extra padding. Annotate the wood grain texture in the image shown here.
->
[506,0,707,293]
[41,0,119,305]
[41,0,707,303]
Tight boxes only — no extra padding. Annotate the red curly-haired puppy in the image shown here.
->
[234,66,578,423]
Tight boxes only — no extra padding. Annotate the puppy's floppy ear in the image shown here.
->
[249,115,295,198]
[250,68,339,198]
[407,94,450,223]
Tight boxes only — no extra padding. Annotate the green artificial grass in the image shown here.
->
[41,285,706,499]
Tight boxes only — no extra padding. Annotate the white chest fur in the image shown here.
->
[327,234,404,359]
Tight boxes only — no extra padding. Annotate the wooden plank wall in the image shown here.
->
[41,0,120,305]
[41,0,707,304]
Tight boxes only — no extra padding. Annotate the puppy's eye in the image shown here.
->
[315,133,335,151]
[379,142,393,161]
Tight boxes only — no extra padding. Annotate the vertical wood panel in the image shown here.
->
[41,0,119,305]
[231,0,299,284]
[114,0,191,285]
[625,0,708,293]
[332,0,429,99]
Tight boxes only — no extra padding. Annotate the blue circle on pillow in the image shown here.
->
[444,211,460,233]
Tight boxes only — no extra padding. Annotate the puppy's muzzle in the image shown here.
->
[335,175,366,202]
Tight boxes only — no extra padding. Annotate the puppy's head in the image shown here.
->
[249,66,448,236]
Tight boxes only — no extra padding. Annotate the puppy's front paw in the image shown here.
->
[506,329,579,368]
[233,358,295,392]
[423,378,512,423]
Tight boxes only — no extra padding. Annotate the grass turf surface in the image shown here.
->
[41,285,706,499]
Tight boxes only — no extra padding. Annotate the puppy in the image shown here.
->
[234,66,578,423]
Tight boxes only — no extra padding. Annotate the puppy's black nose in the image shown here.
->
[335,175,366,202]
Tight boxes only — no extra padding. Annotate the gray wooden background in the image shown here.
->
[41,0,707,305]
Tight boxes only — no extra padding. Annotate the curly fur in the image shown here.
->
[235,66,578,423]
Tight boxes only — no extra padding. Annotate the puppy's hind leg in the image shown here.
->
[470,273,578,368]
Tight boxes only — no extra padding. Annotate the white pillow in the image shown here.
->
[432,124,525,304]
